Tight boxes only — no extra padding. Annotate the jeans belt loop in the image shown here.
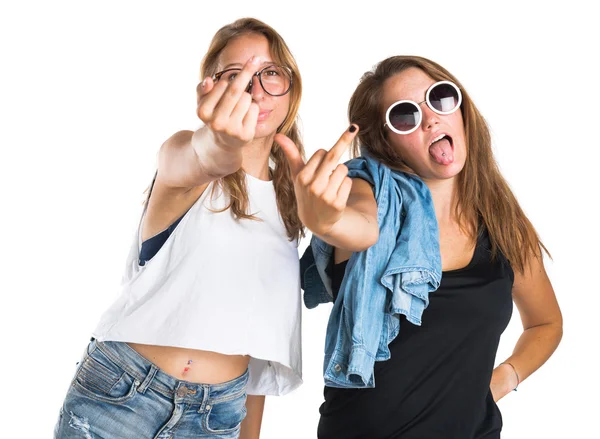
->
[138,364,159,394]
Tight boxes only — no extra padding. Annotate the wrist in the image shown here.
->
[316,213,347,243]
[499,362,520,392]
[192,126,242,177]
[318,212,374,253]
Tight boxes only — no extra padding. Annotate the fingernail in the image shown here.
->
[349,124,357,133]
[250,56,261,65]
[201,78,207,88]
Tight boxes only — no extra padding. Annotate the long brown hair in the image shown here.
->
[348,56,547,273]
[199,18,304,241]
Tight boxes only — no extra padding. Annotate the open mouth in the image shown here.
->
[428,133,454,165]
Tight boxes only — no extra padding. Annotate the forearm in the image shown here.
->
[316,207,379,252]
[239,395,265,439]
[492,322,563,400]
[158,127,242,188]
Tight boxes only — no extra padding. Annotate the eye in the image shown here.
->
[216,69,241,82]
[223,71,239,81]
[263,68,280,77]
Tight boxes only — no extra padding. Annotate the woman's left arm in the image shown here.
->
[239,395,265,439]
[490,254,563,402]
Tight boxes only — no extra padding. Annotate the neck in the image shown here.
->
[241,134,274,181]
[423,176,459,226]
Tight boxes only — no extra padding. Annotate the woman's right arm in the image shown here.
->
[157,56,263,189]
[276,126,378,252]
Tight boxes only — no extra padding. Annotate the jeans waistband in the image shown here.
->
[88,338,249,403]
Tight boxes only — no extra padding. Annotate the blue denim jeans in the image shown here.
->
[54,339,248,438]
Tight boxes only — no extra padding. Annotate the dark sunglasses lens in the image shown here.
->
[389,102,420,132]
[429,83,460,113]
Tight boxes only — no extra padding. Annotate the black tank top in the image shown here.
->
[318,230,514,439]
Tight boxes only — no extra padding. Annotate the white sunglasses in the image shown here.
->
[384,80,462,135]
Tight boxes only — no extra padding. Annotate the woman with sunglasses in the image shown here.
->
[278,56,562,438]
[54,18,304,439]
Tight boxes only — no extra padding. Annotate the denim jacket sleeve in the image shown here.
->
[300,238,333,309]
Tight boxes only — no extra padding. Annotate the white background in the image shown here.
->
[1,1,598,437]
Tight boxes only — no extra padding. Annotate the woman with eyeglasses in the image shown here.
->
[54,18,304,439]
[278,56,563,438]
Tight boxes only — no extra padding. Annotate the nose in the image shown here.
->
[246,73,265,101]
[421,104,440,131]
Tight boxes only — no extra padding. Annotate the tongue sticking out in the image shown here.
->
[429,138,454,165]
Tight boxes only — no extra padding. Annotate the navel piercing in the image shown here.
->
[182,359,193,375]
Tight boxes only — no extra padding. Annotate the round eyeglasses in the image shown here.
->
[213,64,293,97]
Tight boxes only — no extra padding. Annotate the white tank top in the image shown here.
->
[93,175,302,396]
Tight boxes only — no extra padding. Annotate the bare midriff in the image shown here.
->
[128,343,250,384]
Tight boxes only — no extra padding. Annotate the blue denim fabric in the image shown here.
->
[301,153,441,388]
[54,339,248,438]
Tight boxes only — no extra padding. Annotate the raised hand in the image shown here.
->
[195,56,262,151]
[275,126,359,237]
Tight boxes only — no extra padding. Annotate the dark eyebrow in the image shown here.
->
[221,61,275,70]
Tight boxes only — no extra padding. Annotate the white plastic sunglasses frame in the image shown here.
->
[384,80,462,135]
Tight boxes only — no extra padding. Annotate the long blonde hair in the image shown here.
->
[348,56,547,273]
[200,18,305,241]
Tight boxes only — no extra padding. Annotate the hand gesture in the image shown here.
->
[196,56,261,151]
[275,125,359,236]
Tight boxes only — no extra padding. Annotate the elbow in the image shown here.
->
[555,315,563,345]
[552,320,564,355]
[365,225,380,249]
[553,307,564,344]
[535,315,564,349]
[352,225,379,253]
